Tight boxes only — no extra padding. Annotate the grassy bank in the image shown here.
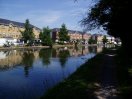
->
[0,46,50,50]
[52,44,74,48]
[41,52,104,99]
[115,48,132,98]
[40,47,132,99]
[0,44,74,50]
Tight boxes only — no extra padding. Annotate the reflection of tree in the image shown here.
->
[88,46,97,53]
[39,49,51,66]
[3,51,11,56]
[52,49,57,58]
[22,51,35,77]
[81,46,85,55]
[74,44,79,51]
[58,50,70,67]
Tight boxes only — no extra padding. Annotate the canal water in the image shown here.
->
[0,46,102,99]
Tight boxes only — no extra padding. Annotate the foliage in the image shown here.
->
[115,47,132,98]
[81,0,131,54]
[21,19,34,44]
[88,37,97,44]
[39,26,52,46]
[3,41,11,47]
[59,24,70,43]
[102,35,108,44]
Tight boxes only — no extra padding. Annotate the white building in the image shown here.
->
[0,38,18,46]
[106,36,115,44]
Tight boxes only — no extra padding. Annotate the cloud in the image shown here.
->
[4,10,62,28]
[0,0,96,31]
[29,10,62,25]
[69,8,87,17]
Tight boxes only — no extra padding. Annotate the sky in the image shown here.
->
[0,0,105,34]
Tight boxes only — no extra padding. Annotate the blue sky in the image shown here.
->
[0,0,105,34]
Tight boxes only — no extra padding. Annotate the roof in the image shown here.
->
[0,18,41,31]
[52,28,90,35]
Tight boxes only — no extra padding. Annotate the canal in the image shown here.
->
[0,46,102,99]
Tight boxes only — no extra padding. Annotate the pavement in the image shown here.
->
[94,49,119,99]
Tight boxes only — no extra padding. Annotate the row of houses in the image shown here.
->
[52,28,91,44]
[0,18,120,46]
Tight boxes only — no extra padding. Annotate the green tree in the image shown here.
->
[39,27,52,46]
[88,37,97,44]
[21,19,34,44]
[81,0,131,55]
[102,35,108,44]
[59,24,70,43]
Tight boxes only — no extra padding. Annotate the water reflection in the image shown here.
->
[39,49,51,66]
[0,46,103,99]
[0,50,22,70]
[58,49,70,67]
[22,51,35,77]
[0,46,103,71]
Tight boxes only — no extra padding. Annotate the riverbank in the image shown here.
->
[0,44,98,51]
[0,46,50,50]
[52,44,74,48]
[41,51,105,99]
[0,45,72,50]
[41,47,132,99]
[0,44,75,50]
[115,48,132,98]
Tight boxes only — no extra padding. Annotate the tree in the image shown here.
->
[21,19,34,44]
[39,26,52,46]
[88,37,97,44]
[59,24,70,43]
[102,35,108,44]
[81,0,131,55]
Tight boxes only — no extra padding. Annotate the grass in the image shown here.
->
[115,47,132,98]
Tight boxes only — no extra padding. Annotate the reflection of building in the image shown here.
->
[0,18,41,40]
[0,50,22,69]
[52,28,91,43]
[0,50,40,70]
[97,46,103,53]
[52,47,90,57]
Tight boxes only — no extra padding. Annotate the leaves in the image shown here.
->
[39,26,52,46]
[21,19,34,44]
[59,24,70,42]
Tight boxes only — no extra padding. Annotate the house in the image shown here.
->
[51,28,91,44]
[0,18,41,46]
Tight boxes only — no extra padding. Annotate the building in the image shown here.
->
[97,34,104,44]
[52,28,91,44]
[91,34,104,44]
[106,35,115,44]
[0,18,41,46]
